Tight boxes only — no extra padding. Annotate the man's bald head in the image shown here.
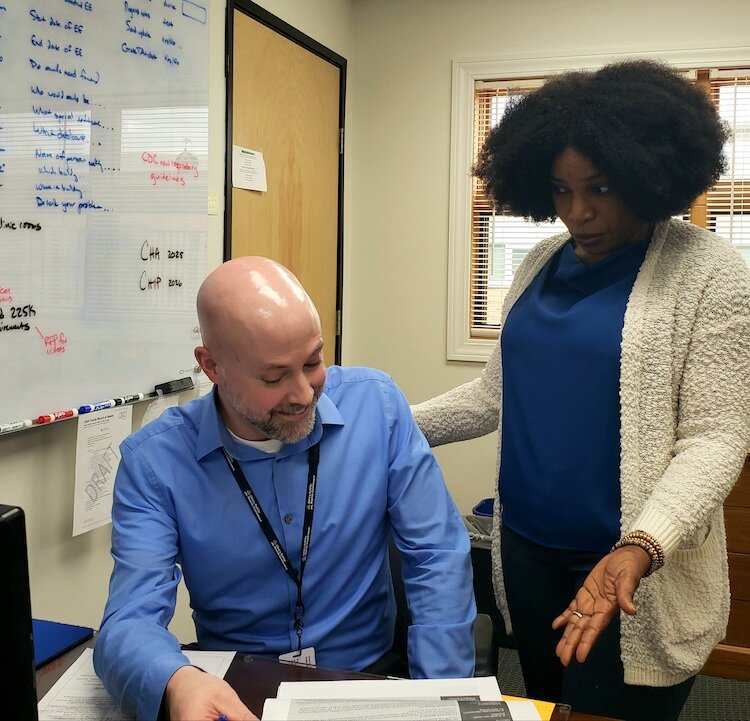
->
[197,256,320,359]
[194,257,326,442]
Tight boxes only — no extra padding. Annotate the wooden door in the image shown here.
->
[228,5,344,362]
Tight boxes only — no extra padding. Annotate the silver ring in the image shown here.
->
[572,610,584,619]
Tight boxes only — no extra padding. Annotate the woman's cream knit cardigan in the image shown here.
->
[413,219,750,686]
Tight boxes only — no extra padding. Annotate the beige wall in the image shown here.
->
[2,0,749,640]
[344,0,750,514]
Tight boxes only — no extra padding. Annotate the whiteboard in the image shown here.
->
[0,0,209,426]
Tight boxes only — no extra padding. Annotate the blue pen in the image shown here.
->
[217,716,228,721]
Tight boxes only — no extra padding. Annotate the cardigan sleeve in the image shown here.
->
[630,247,750,556]
[411,339,502,447]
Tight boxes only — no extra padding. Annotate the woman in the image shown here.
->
[412,59,750,721]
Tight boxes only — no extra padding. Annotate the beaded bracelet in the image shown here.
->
[614,530,665,564]
[629,530,666,570]
[611,530,665,577]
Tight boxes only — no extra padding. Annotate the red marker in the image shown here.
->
[37,409,78,424]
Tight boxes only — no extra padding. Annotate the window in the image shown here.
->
[470,83,566,333]
[704,71,750,264]
[447,51,750,361]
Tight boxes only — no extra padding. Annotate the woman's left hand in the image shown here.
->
[551,545,651,666]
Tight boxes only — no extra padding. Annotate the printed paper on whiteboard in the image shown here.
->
[232,145,268,191]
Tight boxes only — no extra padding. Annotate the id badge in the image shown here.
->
[279,646,316,667]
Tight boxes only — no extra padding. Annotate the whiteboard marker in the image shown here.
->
[113,393,144,405]
[0,419,33,434]
[78,399,117,414]
[37,408,79,424]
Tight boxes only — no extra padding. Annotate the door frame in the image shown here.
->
[225,0,347,363]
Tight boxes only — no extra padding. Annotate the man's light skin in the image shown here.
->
[196,256,326,444]
[165,667,255,721]
[165,257,326,721]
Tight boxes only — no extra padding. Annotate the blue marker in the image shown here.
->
[78,399,117,414]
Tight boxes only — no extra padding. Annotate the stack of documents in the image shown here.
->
[261,677,545,721]
[38,651,555,721]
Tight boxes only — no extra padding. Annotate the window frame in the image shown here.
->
[447,47,750,362]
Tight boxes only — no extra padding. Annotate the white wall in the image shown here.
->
[345,0,750,513]
[3,0,749,639]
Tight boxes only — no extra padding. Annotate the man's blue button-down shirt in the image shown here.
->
[93,366,475,720]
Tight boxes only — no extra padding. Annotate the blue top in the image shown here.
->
[500,239,650,552]
[93,366,476,720]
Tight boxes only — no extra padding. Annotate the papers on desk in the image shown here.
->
[262,677,542,721]
[37,648,235,720]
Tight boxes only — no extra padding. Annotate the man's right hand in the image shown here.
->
[165,665,258,721]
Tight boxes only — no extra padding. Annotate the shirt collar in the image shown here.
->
[196,386,344,461]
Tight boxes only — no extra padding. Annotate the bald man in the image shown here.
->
[94,257,476,721]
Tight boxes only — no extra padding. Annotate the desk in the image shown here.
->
[37,643,620,721]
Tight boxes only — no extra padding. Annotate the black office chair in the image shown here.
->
[388,541,500,677]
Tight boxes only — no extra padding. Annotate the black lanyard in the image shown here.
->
[220,443,320,653]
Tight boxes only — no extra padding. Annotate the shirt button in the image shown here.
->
[284,514,294,524]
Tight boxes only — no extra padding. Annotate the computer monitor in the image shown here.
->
[0,504,39,720]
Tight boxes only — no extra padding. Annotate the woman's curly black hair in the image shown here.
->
[474,59,730,222]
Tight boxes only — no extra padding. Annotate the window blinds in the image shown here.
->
[469,68,750,338]
[708,69,750,265]
[470,80,563,335]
